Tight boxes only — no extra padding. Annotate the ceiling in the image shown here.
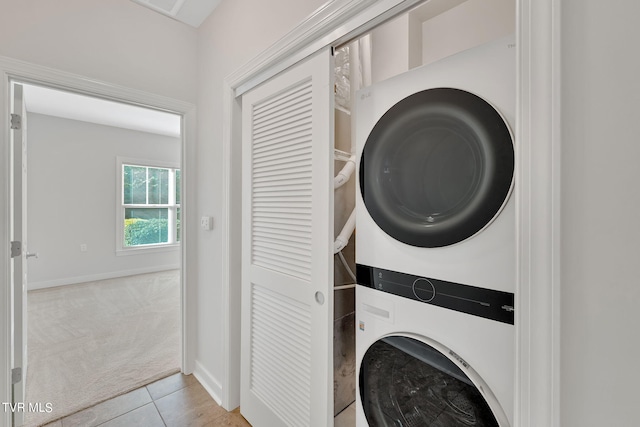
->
[23,84,182,138]
[130,0,222,28]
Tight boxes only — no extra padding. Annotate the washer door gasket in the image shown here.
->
[360,87,514,248]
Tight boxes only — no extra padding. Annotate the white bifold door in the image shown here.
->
[241,49,334,426]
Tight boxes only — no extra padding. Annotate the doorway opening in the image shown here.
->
[12,81,185,426]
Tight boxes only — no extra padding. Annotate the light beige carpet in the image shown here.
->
[23,270,181,426]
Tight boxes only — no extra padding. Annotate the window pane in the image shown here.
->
[176,207,181,242]
[124,165,147,204]
[124,208,168,246]
[123,166,131,203]
[175,170,181,204]
[148,168,169,205]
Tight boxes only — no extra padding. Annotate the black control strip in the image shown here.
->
[357,264,515,325]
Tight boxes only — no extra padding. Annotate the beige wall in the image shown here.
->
[194,0,326,404]
[421,0,514,65]
[26,113,180,289]
[560,1,640,425]
[369,0,515,84]
[0,0,198,102]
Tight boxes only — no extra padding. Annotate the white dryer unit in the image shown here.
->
[355,34,516,292]
[355,284,514,426]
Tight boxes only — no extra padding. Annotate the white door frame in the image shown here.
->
[0,56,197,427]
[220,0,561,425]
[514,1,562,425]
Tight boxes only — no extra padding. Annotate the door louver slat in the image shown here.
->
[253,235,310,252]
[251,78,313,281]
[253,230,311,246]
[252,161,312,176]
[253,144,312,163]
[253,131,313,154]
[250,283,311,427]
[252,82,312,117]
[253,125,312,149]
[253,102,312,131]
[252,221,311,234]
[252,152,312,169]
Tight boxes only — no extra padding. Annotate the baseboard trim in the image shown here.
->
[193,360,224,406]
[27,265,180,290]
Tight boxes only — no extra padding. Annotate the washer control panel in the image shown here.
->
[412,277,436,302]
[356,264,515,324]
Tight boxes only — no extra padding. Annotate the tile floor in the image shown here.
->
[40,372,356,427]
[40,373,250,427]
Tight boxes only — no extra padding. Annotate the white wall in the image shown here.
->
[194,0,326,403]
[370,14,414,84]
[369,0,514,84]
[26,113,180,289]
[560,1,640,425]
[421,0,515,65]
[0,0,198,103]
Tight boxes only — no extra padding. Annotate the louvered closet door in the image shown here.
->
[241,49,334,427]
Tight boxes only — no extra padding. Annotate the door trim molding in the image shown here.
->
[229,0,426,97]
[515,1,561,425]
[221,1,561,425]
[0,55,197,427]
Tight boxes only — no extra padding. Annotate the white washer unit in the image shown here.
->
[355,34,516,292]
[355,35,516,426]
[355,284,514,426]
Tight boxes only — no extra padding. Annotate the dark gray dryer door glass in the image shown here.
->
[359,88,514,247]
[359,336,500,427]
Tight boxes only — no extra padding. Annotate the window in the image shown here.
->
[118,159,180,252]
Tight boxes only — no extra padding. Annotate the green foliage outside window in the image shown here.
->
[124,218,181,246]
[122,164,180,247]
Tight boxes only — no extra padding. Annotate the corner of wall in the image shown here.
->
[192,360,225,407]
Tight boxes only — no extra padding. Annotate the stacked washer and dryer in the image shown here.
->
[355,34,516,426]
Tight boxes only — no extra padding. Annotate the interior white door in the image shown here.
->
[10,82,28,427]
[241,49,334,427]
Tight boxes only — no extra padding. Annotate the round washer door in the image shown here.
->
[359,88,514,247]
[359,335,509,427]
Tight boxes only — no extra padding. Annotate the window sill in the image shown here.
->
[116,243,180,256]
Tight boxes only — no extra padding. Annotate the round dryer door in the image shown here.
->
[359,335,509,427]
[359,88,514,247]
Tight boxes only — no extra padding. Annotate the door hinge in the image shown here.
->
[10,114,21,130]
[11,367,21,385]
[10,241,21,258]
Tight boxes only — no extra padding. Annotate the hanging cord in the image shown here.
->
[338,250,357,283]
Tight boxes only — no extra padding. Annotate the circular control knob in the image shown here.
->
[412,278,436,302]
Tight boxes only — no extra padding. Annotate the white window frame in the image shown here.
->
[116,156,181,255]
